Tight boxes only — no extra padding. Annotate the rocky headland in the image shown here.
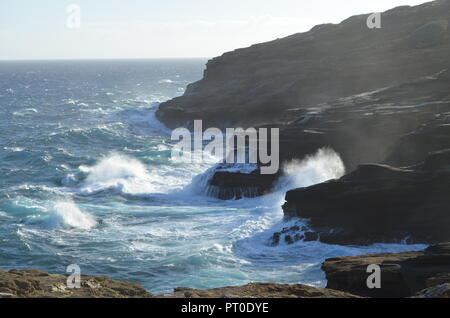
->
[156,0,450,250]
[156,0,450,201]
[156,0,450,131]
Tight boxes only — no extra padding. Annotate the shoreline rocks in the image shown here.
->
[322,243,450,298]
[0,269,152,298]
[282,150,450,245]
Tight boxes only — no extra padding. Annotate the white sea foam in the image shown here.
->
[275,148,346,192]
[45,201,97,230]
[75,152,212,197]
[79,154,157,195]
[3,146,25,152]
[158,79,174,84]
[12,108,38,116]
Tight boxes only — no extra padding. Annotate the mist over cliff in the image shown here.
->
[157,0,450,129]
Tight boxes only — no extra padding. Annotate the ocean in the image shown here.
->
[0,59,426,294]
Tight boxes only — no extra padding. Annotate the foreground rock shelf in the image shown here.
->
[0,269,355,298]
[323,243,450,298]
[160,283,359,298]
[0,269,152,298]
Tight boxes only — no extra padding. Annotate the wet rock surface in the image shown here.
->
[322,243,450,298]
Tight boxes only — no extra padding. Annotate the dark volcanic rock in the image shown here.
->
[161,283,359,298]
[157,0,450,130]
[385,112,450,167]
[282,150,450,245]
[275,69,450,171]
[207,169,279,200]
[198,69,450,199]
[322,243,450,298]
[0,269,152,298]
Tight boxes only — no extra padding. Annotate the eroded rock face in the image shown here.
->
[275,69,450,171]
[207,169,279,200]
[0,269,152,298]
[157,1,450,130]
[282,150,450,245]
[161,283,359,298]
[322,243,450,298]
[198,69,450,199]
[155,1,450,201]
[384,113,450,167]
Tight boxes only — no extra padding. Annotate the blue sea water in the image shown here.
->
[0,59,426,294]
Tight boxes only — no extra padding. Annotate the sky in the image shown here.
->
[0,0,431,60]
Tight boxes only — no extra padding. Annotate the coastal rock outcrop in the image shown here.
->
[282,150,450,245]
[0,269,152,298]
[322,243,450,298]
[199,68,450,200]
[157,1,450,200]
[206,169,279,200]
[161,283,359,298]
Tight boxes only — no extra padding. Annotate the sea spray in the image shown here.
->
[45,201,97,230]
[275,148,346,192]
[78,153,159,195]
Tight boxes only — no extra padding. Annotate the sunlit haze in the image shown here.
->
[0,0,431,60]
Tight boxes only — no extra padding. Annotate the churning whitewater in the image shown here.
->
[0,60,426,294]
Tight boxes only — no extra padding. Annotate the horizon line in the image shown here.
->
[0,57,211,62]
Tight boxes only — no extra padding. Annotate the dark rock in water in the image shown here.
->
[157,0,450,130]
[322,243,450,298]
[207,168,279,200]
[161,283,360,298]
[0,269,152,298]
[283,151,450,245]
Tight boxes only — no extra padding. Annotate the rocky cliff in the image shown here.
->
[281,149,450,245]
[156,0,450,202]
[157,0,450,131]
